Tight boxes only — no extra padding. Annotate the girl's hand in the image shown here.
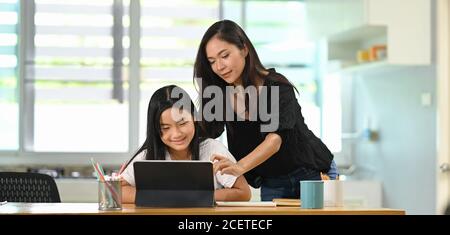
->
[212,154,246,177]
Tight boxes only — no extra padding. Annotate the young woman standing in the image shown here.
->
[194,20,337,201]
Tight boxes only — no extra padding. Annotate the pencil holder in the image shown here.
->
[98,179,122,211]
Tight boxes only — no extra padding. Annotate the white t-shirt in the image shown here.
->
[121,138,238,190]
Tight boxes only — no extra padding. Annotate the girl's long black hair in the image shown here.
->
[123,85,202,170]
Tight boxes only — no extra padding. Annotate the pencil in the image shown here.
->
[118,162,126,175]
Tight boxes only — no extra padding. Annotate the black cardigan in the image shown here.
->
[202,69,334,188]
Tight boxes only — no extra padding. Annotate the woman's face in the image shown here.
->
[159,107,195,153]
[205,36,248,86]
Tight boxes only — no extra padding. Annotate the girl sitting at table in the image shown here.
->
[120,85,251,203]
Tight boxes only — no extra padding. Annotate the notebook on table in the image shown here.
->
[215,201,276,207]
[272,198,301,207]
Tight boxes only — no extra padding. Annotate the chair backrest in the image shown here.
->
[0,172,61,202]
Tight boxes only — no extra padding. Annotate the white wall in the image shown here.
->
[349,66,437,214]
[56,179,98,203]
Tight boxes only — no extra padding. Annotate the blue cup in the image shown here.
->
[300,180,324,209]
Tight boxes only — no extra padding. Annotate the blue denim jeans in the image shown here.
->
[327,160,339,180]
[260,167,321,201]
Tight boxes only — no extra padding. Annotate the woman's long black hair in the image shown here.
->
[123,85,202,170]
[193,19,295,138]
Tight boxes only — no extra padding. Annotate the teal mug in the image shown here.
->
[300,180,324,209]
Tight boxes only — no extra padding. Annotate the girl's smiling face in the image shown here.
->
[159,107,195,155]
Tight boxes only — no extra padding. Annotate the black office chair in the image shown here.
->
[0,172,61,202]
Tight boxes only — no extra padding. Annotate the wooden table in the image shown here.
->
[0,203,405,215]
